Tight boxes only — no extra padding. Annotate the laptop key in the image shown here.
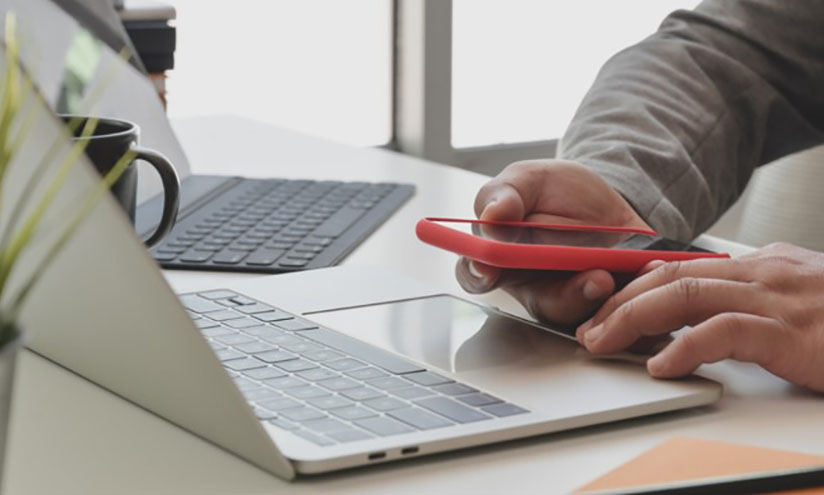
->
[354,416,414,436]
[224,357,266,371]
[403,371,453,387]
[263,376,309,390]
[317,377,361,392]
[285,386,330,400]
[457,393,502,407]
[225,317,266,329]
[366,376,410,390]
[433,383,478,396]
[326,429,374,443]
[341,367,385,381]
[201,326,236,338]
[292,429,334,446]
[242,388,283,402]
[243,366,287,381]
[215,349,245,361]
[214,333,255,345]
[306,395,354,410]
[296,368,339,382]
[258,397,302,411]
[254,311,294,322]
[274,359,318,373]
[267,417,300,430]
[388,407,453,431]
[260,334,304,346]
[391,386,435,400]
[242,326,285,339]
[325,358,366,372]
[235,303,276,314]
[281,407,327,422]
[337,385,383,401]
[205,309,245,321]
[253,408,276,420]
[180,295,224,313]
[363,397,407,412]
[302,349,344,362]
[300,328,425,375]
[255,350,298,363]
[280,341,323,354]
[302,418,349,433]
[330,406,377,421]
[415,397,491,424]
[274,319,318,332]
[194,318,219,329]
[482,403,529,417]
[234,340,277,354]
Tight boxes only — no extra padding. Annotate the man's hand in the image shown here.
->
[455,159,651,326]
[577,242,824,392]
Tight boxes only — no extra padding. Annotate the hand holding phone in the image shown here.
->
[416,217,728,273]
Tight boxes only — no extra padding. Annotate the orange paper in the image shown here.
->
[576,437,824,494]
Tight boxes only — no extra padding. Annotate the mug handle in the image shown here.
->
[131,145,180,248]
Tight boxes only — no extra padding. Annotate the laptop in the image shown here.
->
[6,4,721,480]
[15,0,415,274]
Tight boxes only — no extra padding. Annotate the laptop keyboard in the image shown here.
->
[151,179,414,273]
[182,290,529,446]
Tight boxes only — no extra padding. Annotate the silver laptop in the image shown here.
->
[5,4,721,480]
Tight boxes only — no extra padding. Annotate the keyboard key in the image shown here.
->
[433,383,478,396]
[391,386,435,400]
[201,326,236,338]
[255,350,298,363]
[363,397,407,412]
[214,333,255,345]
[296,368,339,382]
[306,395,354,410]
[281,407,327,422]
[267,417,299,430]
[317,377,361,391]
[457,393,502,407]
[274,359,318,373]
[344,367,387,380]
[326,429,373,443]
[232,376,259,391]
[242,326,285,339]
[303,349,344,362]
[366,376,410,390]
[260,333,305,346]
[194,318,219,329]
[205,309,245,321]
[245,248,286,266]
[285,386,330,400]
[325,358,366,372]
[301,328,425,375]
[292,429,334,446]
[224,357,267,371]
[253,408,276,420]
[243,366,287,381]
[180,250,213,263]
[234,340,277,354]
[212,249,248,265]
[403,371,453,387]
[312,207,365,238]
[230,296,257,306]
[225,317,267,329]
[389,407,453,430]
[415,397,491,424]
[354,416,414,436]
[302,418,350,433]
[180,295,223,313]
[340,387,385,401]
[274,319,318,332]
[258,397,302,411]
[254,311,294,322]
[278,259,309,268]
[482,403,529,417]
[215,349,245,361]
[280,341,323,354]
[330,406,377,421]
[242,388,282,402]
[236,303,276,314]
[263,376,309,390]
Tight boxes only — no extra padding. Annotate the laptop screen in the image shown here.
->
[1,0,191,203]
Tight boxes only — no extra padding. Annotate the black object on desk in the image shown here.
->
[141,176,414,273]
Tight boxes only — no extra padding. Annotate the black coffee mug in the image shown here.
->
[61,115,180,248]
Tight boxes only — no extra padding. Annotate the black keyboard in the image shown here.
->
[183,289,529,446]
[150,178,414,273]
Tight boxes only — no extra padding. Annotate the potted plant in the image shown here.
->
[0,13,134,480]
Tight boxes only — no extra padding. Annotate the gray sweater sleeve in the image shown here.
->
[557,0,824,241]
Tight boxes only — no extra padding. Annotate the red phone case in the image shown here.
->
[416,217,729,273]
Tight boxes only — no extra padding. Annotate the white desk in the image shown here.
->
[5,116,823,494]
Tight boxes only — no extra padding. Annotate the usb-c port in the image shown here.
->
[368,452,386,461]
[401,447,419,455]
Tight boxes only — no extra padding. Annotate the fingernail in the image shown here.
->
[584,324,605,344]
[647,354,666,375]
[578,317,594,332]
[480,199,498,220]
[468,261,487,281]
[582,280,605,301]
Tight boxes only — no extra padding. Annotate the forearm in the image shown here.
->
[559,0,824,240]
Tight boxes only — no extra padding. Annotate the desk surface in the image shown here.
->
[5,116,823,494]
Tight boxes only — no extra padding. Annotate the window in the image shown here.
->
[165,0,393,147]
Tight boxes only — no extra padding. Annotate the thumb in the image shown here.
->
[475,183,527,222]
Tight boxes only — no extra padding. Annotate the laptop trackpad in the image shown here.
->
[306,295,577,373]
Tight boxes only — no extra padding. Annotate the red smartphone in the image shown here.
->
[416,217,729,273]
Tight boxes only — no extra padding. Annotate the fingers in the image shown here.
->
[580,258,748,333]
[647,313,784,377]
[473,161,552,221]
[579,278,766,354]
[455,257,503,294]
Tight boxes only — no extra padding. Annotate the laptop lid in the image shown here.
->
[3,0,191,205]
[0,36,293,479]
